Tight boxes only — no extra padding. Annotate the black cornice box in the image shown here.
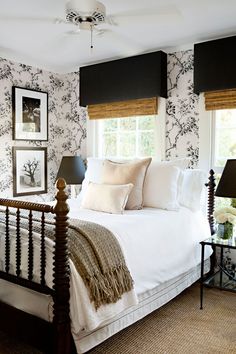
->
[194,35,236,94]
[80,51,167,106]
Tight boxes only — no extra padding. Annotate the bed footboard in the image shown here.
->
[0,178,74,354]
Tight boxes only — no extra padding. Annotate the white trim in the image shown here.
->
[210,111,221,173]
[210,111,224,173]
[86,115,99,157]
[198,93,212,172]
[156,97,166,161]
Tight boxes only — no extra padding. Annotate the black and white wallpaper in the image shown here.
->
[166,50,199,167]
[0,57,86,201]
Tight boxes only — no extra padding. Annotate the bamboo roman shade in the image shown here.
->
[88,97,158,120]
[204,89,236,110]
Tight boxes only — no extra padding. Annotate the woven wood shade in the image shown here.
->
[204,89,236,110]
[88,97,158,119]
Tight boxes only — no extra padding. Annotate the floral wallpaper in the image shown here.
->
[166,50,199,167]
[0,57,86,201]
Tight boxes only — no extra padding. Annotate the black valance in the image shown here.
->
[79,51,167,107]
[194,35,236,94]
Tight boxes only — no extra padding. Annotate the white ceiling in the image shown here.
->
[0,0,236,73]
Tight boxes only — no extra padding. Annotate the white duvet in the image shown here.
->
[0,201,212,340]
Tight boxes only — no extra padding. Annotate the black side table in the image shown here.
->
[200,235,236,309]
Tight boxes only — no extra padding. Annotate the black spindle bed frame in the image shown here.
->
[0,172,216,354]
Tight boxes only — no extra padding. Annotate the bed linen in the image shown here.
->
[77,260,210,353]
[0,200,212,353]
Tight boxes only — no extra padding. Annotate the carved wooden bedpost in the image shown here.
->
[206,169,216,235]
[53,178,72,354]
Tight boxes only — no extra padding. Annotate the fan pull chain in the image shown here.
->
[90,25,94,52]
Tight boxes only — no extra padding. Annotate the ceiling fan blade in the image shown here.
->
[110,6,182,26]
[64,29,81,36]
[64,25,108,37]
[105,16,118,26]
[96,30,142,56]
[94,28,112,37]
[0,15,64,24]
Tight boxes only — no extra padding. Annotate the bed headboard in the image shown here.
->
[205,169,216,235]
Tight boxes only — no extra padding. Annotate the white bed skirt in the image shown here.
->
[0,260,210,353]
[76,260,210,353]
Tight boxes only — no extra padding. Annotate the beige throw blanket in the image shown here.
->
[0,211,133,310]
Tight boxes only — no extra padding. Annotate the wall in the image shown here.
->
[0,57,86,201]
[166,49,199,167]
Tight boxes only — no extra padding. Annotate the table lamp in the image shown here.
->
[57,156,86,197]
[215,159,236,199]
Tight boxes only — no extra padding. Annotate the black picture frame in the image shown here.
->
[12,86,48,141]
[13,147,47,197]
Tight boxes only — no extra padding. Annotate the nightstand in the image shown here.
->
[200,235,236,309]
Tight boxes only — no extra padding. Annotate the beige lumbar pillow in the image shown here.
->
[81,182,133,214]
[101,158,152,210]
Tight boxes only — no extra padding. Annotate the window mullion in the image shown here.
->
[117,119,120,158]
[135,117,139,157]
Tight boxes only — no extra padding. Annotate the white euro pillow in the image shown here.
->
[143,163,181,210]
[81,182,133,214]
[179,169,207,212]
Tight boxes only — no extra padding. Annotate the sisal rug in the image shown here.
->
[0,283,235,354]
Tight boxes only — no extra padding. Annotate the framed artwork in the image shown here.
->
[13,147,47,197]
[12,86,48,141]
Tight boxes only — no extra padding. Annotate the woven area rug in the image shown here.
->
[0,282,235,354]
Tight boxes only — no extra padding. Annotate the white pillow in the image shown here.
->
[179,169,207,212]
[163,158,190,198]
[81,182,133,214]
[143,163,181,210]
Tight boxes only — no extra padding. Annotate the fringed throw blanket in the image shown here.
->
[0,211,133,310]
[67,219,134,309]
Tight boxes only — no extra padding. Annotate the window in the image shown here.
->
[199,97,236,209]
[96,115,157,159]
[212,109,236,173]
[211,109,236,209]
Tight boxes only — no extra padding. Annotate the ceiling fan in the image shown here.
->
[0,0,182,50]
[61,0,113,48]
[62,0,182,48]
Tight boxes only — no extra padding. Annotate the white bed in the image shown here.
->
[0,198,212,353]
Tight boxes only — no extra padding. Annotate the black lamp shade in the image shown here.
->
[56,156,85,184]
[215,159,236,198]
